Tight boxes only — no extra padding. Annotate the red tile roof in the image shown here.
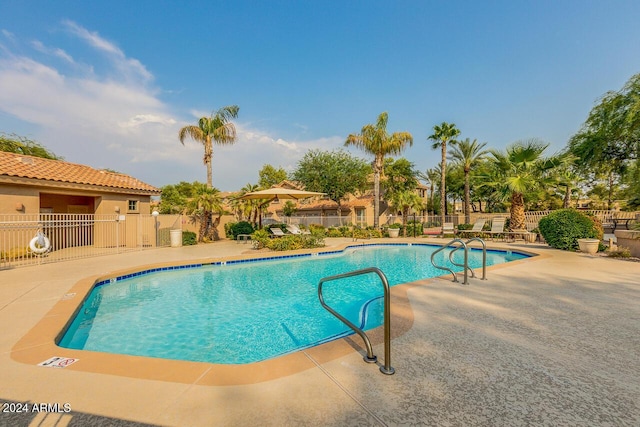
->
[0,151,160,194]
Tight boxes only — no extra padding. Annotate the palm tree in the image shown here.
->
[428,122,460,227]
[449,138,489,223]
[178,105,240,188]
[418,167,441,217]
[485,139,558,230]
[186,184,225,241]
[345,112,413,229]
[388,190,425,237]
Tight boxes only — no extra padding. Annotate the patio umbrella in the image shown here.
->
[237,188,325,228]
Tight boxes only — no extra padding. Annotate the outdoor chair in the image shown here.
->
[458,219,486,237]
[442,222,456,235]
[286,224,311,235]
[488,218,507,241]
[270,227,286,238]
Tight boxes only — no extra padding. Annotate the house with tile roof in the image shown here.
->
[0,151,160,215]
[259,180,429,227]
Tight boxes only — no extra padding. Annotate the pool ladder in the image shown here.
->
[431,238,487,285]
[318,267,395,375]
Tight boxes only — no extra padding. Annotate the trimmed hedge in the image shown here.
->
[227,221,255,240]
[538,209,603,251]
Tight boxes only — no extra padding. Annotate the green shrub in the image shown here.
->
[251,229,271,249]
[265,234,325,251]
[182,231,197,246]
[228,221,254,240]
[404,221,423,237]
[325,227,343,237]
[607,246,631,258]
[538,209,603,251]
[368,229,383,238]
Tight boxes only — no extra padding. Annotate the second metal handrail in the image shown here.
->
[318,267,395,375]
[431,238,469,284]
[430,238,488,284]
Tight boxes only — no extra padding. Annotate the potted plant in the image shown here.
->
[577,238,600,254]
[387,223,401,238]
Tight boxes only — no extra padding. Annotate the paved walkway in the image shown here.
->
[1,238,639,426]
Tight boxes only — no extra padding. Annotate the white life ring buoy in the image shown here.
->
[29,234,51,254]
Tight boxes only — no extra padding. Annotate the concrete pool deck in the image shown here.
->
[1,237,639,426]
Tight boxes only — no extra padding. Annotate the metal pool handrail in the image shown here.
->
[317,267,395,375]
[431,238,469,284]
[450,237,488,281]
[431,238,488,284]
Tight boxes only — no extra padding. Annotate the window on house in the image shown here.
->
[355,208,366,225]
[128,200,138,212]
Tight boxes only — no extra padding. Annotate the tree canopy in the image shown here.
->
[258,164,288,189]
[292,149,371,223]
[0,133,62,160]
[178,105,239,188]
[569,72,640,171]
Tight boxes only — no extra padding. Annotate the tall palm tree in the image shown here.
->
[428,122,460,227]
[449,138,489,223]
[485,139,558,230]
[178,105,239,188]
[345,112,413,229]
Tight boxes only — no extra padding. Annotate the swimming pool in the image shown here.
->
[59,244,528,364]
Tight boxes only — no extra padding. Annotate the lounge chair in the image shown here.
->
[442,222,456,235]
[488,218,507,241]
[270,227,286,237]
[286,224,311,235]
[458,218,486,237]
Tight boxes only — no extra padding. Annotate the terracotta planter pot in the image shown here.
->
[577,238,599,254]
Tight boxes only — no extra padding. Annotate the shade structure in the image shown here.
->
[237,187,325,202]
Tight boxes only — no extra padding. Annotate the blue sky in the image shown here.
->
[1,1,640,191]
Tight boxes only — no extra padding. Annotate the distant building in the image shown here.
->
[0,151,160,215]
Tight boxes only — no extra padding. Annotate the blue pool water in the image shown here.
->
[59,244,528,364]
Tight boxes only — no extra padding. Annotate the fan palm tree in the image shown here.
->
[186,184,225,241]
[178,105,239,188]
[428,122,460,228]
[449,138,489,223]
[345,112,413,229]
[388,190,425,237]
[485,139,559,230]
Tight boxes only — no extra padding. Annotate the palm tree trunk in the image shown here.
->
[373,157,382,229]
[563,185,571,208]
[510,192,526,230]
[464,170,471,224]
[440,143,446,227]
[198,214,207,242]
[211,214,221,241]
[402,207,408,237]
[205,137,213,188]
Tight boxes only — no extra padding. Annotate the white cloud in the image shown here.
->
[0,21,346,190]
[31,40,75,64]
[62,20,153,84]
[1,29,16,41]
